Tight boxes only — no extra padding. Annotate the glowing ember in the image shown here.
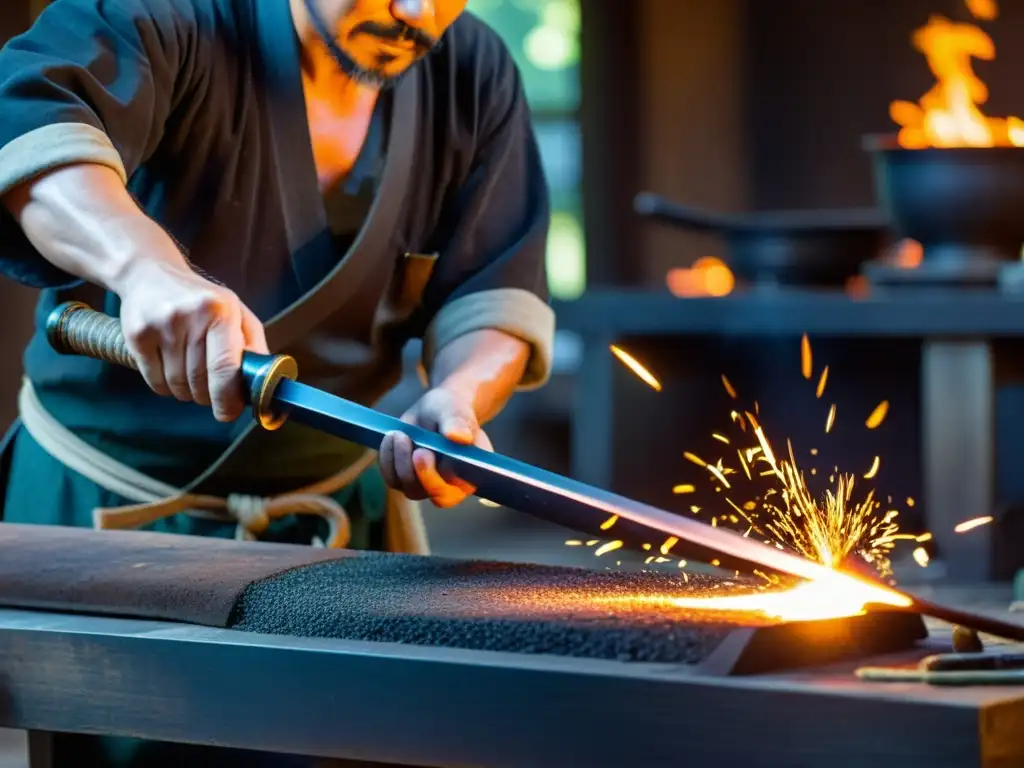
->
[815,367,828,399]
[666,257,735,298]
[865,401,889,430]
[954,515,994,533]
[800,334,813,380]
[913,547,931,567]
[864,456,881,480]
[594,540,623,557]
[890,4,1024,149]
[610,345,662,391]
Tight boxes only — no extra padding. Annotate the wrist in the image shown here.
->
[432,373,480,406]
[107,243,191,297]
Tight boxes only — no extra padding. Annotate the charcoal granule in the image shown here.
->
[229,553,775,664]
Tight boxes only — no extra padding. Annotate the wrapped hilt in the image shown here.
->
[45,301,298,430]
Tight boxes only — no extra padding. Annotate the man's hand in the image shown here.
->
[4,163,269,422]
[378,386,493,508]
[117,260,269,422]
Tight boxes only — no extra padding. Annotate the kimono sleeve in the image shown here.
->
[418,46,556,391]
[0,0,187,288]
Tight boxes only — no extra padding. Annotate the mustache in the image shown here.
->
[352,20,438,51]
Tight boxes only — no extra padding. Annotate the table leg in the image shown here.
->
[571,334,615,487]
[26,730,53,768]
[921,340,994,582]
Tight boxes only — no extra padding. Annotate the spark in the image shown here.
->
[660,536,679,555]
[479,499,501,507]
[721,375,738,399]
[594,541,623,557]
[907,497,915,507]
[672,484,695,494]
[599,337,914,619]
[600,515,619,530]
[866,401,889,430]
[609,345,662,391]
[800,334,812,379]
[913,547,931,567]
[955,516,994,533]
[565,540,582,546]
[864,456,881,480]
[816,366,829,398]
[684,452,706,467]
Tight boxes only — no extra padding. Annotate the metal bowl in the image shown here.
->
[634,192,888,289]
[866,135,1024,284]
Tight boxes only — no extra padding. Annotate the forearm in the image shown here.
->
[1,163,189,294]
[429,329,530,425]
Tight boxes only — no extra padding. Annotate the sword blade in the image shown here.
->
[274,379,836,583]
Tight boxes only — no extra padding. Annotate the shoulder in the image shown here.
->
[426,12,524,119]
[32,0,215,37]
[445,12,519,80]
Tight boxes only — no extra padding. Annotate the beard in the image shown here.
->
[302,0,439,88]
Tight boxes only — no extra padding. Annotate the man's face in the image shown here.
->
[336,0,468,84]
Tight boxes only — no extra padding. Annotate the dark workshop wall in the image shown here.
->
[0,0,41,428]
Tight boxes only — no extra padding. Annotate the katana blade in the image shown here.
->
[273,378,835,583]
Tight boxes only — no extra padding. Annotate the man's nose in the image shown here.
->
[390,0,431,24]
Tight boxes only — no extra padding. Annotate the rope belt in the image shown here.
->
[16,379,428,552]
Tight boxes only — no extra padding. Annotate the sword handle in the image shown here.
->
[45,301,298,430]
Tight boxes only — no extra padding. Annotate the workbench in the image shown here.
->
[553,289,1024,584]
[0,607,1020,768]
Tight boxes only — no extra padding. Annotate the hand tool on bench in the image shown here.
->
[46,301,846,583]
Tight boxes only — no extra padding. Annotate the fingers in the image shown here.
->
[186,335,209,406]
[240,305,270,354]
[159,323,192,402]
[125,328,170,398]
[378,391,494,507]
[205,309,246,422]
[379,430,429,501]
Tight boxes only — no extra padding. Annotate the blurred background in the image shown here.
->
[2,0,1024,593]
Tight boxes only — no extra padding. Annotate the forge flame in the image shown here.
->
[891,2,1024,148]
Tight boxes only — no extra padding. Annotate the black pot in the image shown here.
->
[634,192,888,289]
[866,135,1024,285]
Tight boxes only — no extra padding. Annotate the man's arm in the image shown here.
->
[429,329,530,427]
[0,0,268,420]
[378,25,554,506]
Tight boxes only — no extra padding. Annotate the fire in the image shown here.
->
[890,2,1024,148]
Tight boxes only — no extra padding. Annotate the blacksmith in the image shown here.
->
[0,0,552,762]
[0,0,552,542]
